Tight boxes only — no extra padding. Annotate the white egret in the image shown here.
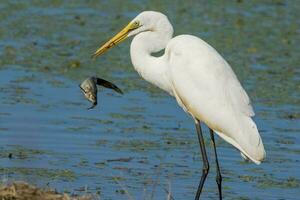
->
[92,11,266,200]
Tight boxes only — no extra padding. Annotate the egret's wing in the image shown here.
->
[166,35,264,163]
[226,72,255,117]
[167,35,254,118]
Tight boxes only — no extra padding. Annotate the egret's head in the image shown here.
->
[92,11,170,58]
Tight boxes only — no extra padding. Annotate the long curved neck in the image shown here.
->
[130,25,173,94]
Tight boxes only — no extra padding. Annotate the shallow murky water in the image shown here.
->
[0,1,299,200]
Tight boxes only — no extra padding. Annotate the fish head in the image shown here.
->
[79,77,98,106]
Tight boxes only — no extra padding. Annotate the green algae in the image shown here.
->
[258,176,300,189]
[71,116,114,125]
[0,0,298,106]
[162,136,195,148]
[0,1,299,199]
[109,113,144,120]
[113,140,161,152]
[0,167,76,182]
[0,145,51,160]
[239,174,300,189]
[66,126,91,132]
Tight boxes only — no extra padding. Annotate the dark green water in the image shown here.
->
[0,1,299,199]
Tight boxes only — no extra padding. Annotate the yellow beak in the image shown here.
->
[92,21,139,58]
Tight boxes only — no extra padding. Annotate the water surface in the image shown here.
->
[0,1,299,199]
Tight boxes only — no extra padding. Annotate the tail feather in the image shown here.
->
[214,117,266,165]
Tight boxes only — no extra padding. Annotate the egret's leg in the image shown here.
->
[209,128,222,200]
[194,120,209,200]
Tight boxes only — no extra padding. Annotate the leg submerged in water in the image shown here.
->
[210,128,222,200]
[194,120,210,200]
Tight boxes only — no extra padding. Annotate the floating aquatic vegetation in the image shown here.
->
[239,174,300,189]
[0,168,76,182]
[0,145,51,160]
[113,140,161,152]
[0,1,299,199]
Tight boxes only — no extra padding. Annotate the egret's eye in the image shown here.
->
[131,21,140,29]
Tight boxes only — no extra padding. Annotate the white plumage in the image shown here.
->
[93,10,266,199]
[127,11,265,164]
